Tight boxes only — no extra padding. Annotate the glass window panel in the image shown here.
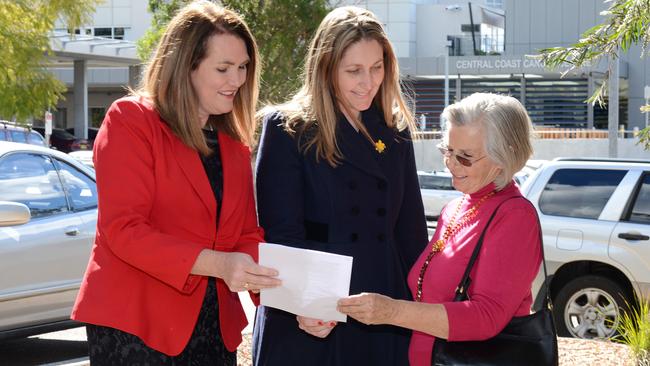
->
[10,130,26,143]
[539,169,626,219]
[0,153,68,218]
[55,159,97,211]
[629,174,650,224]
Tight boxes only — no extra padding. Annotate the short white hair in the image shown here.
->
[441,93,533,190]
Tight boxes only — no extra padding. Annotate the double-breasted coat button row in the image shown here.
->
[377,179,387,191]
[346,180,388,243]
[348,233,386,242]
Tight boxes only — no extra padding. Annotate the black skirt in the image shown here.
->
[86,278,235,365]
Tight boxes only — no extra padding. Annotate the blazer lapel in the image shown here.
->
[337,111,386,180]
[161,124,217,221]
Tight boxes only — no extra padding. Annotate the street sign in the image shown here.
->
[44,111,53,135]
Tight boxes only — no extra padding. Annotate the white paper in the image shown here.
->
[259,243,353,322]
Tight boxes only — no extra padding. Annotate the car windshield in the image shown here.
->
[418,174,454,190]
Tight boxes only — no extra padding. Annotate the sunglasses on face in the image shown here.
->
[437,144,487,167]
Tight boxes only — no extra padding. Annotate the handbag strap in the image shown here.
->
[453,196,552,308]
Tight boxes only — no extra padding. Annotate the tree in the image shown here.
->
[0,0,101,121]
[538,0,650,150]
[137,0,330,105]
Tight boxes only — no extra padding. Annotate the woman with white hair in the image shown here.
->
[338,92,543,366]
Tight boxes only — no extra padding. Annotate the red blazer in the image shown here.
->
[71,96,263,355]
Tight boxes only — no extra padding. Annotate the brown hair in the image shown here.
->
[271,6,415,166]
[137,1,260,154]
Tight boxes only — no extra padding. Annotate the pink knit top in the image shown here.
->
[407,182,542,365]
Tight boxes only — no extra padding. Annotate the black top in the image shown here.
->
[200,129,224,221]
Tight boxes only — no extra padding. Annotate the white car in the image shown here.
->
[68,150,94,168]
[0,141,97,339]
[418,171,463,221]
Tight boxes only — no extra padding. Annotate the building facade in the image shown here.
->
[53,0,649,133]
[347,0,648,131]
[50,0,151,129]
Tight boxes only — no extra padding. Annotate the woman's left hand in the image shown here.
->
[337,293,399,325]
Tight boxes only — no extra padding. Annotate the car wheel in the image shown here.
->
[553,275,628,339]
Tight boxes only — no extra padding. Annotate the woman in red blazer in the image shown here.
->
[71,3,279,364]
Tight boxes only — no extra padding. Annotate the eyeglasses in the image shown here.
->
[437,144,486,167]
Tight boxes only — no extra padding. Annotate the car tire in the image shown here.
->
[553,275,629,339]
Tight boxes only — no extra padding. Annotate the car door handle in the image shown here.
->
[65,227,80,236]
[618,232,650,241]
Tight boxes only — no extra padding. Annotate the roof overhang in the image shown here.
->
[46,31,141,68]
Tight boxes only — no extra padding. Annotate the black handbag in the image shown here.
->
[431,197,559,366]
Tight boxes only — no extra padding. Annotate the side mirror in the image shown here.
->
[0,201,30,226]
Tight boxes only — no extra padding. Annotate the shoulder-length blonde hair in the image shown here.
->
[137,1,260,154]
[274,6,415,166]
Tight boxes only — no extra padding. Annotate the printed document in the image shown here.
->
[259,243,353,322]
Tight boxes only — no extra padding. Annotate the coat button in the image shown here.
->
[377,180,387,191]
[377,233,385,242]
[351,206,360,216]
[376,208,386,216]
[348,181,357,190]
[350,233,359,242]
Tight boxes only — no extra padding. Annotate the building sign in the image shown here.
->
[455,58,546,70]
[450,55,578,75]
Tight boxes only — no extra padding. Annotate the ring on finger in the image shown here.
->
[244,282,249,289]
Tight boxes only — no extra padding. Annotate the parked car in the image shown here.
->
[418,171,463,221]
[66,127,99,145]
[0,141,97,339]
[68,150,94,168]
[33,127,91,153]
[525,158,650,340]
[0,122,45,147]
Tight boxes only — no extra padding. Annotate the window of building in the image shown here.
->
[88,107,106,127]
[54,108,67,129]
[71,28,92,35]
[94,27,112,38]
[114,27,125,40]
[485,0,503,9]
[481,24,504,54]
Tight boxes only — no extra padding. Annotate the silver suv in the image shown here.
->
[524,158,650,339]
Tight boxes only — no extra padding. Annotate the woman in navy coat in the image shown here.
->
[253,6,428,366]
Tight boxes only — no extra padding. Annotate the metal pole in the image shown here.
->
[645,86,650,128]
[608,55,619,158]
[468,2,478,55]
[444,51,449,107]
[645,99,650,128]
[587,73,594,129]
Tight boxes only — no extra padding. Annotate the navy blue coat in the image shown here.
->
[253,106,428,366]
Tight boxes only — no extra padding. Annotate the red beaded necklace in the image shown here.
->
[415,190,495,302]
